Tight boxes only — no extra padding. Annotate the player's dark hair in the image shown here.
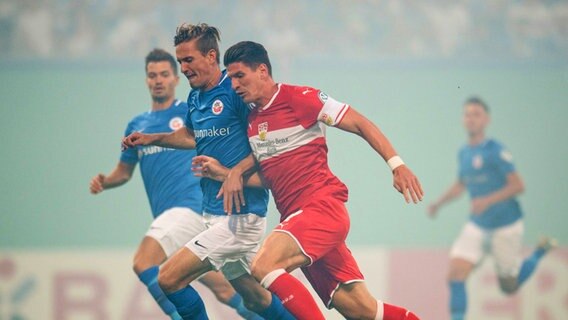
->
[174,23,221,64]
[224,41,272,76]
[464,96,489,113]
[145,48,178,75]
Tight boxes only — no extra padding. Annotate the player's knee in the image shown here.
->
[250,258,273,283]
[132,256,151,276]
[447,263,471,281]
[210,283,235,304]
[336,299,376,320]
[498,277,519,295]
[157,265,181,294]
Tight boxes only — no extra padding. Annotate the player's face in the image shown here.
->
[226,62,265,105]
[463,103,489,136]
[146,61,178,102]
[176,39,218,90]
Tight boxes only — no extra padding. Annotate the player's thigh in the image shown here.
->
[188,213,266,281]
[133,236,167,274]
[159,247,213,293]
[303,242,364,308]
[252,230,310,275]
[492,219,524,278]
[331,282,377,320]
[145,207,207,258]
[449,222,485,280]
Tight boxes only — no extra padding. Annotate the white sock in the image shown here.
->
[260,268,286,289]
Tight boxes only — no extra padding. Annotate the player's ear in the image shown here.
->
[259,64,268,80]
[207,49,217,64]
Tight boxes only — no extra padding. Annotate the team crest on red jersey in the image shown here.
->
[212,100,224,115]
[258,122,268,141]
[169,117,184,130]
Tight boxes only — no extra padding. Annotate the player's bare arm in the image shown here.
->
[192,155,265,189]
[220,154,258,214]
[428,180,465,217]
[89,161,136,194]
[336,107,424,204]
[121,127,196,151]
[471,172,524,215]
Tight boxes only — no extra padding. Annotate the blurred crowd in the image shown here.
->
[0,0,566,62]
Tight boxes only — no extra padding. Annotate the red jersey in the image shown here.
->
[247,83,351,219]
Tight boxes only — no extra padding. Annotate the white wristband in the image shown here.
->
[387,156,404,171]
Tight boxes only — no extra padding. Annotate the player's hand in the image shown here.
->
[220,168,246,215]
[90,173,105,194]
[121,132,152,151]
[427,203,439,218]
[471,197,490,215]
[392,165,424,204]
[191,155,229,182]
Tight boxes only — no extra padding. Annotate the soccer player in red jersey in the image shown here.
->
[194,41,424,320]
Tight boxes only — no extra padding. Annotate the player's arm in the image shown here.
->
[90,161,136,194]
[428,180,465,218]
[192,155,265,188]
[336,107,424,203]
[121,127,196,150]
[219,154,258,214]
[471,172,524,215]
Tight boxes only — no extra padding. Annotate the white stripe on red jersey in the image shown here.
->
[247,83,350,219]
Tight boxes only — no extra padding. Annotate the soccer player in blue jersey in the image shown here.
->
[428,97,556,320]
[122,24,294,320]
[90,48,262,320]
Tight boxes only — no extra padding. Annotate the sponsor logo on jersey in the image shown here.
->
[258,122,268,141]
[472,154,483,169]
[194,126,231,139]
[138,146,175,158]
[318,91,328,104]
[169,117,184,130]
[212,99,224,115]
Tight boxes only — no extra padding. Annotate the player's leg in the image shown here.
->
[132,236,179,318]
[447,222,484,320]
[492,220,556,294]
[134,208,206,320]
[158,247,212,320]
[251,231,324,320]
[309,243,418,320]
[198,271,263,320]
[332,282,419,320]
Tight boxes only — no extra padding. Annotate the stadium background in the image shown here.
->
[0,0,566,319]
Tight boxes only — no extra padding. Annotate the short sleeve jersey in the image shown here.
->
[120,100,202,218]
[247,83,350,219]
[458,139,523,229]
[186,71,269,216]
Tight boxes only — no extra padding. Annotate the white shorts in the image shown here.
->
[145,207,206,257]
[186,213,266,281]
[450,219,524,277]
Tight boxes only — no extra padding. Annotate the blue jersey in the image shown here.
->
[458,138,522,229]
[120,99,203,218]
[185,71,269,216]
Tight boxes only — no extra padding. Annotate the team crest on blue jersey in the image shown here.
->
[169,117,184,130]
[500,150,513,163]
[472,154,483,169]
[212,99,224,115]
[258,122,268,141]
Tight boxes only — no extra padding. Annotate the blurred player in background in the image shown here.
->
[428,97,556,320]
[193,40,423,320]
[90,48,260,320]
[121,24,293,320]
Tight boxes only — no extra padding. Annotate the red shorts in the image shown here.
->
[274,194,364,307]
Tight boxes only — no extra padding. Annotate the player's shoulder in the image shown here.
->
[128,110,150,125]
[171,99,189,111]
[283,83,319,96]
[484,138,507,152]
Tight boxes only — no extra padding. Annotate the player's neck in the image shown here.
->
[203,68,223,92]
[258,82,279,110]
[151,97,175,111]
[468,132,485,146]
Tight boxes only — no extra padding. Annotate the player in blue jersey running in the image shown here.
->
[90,48,262,320]
[428,97,556,320]
[122,24,294,320]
